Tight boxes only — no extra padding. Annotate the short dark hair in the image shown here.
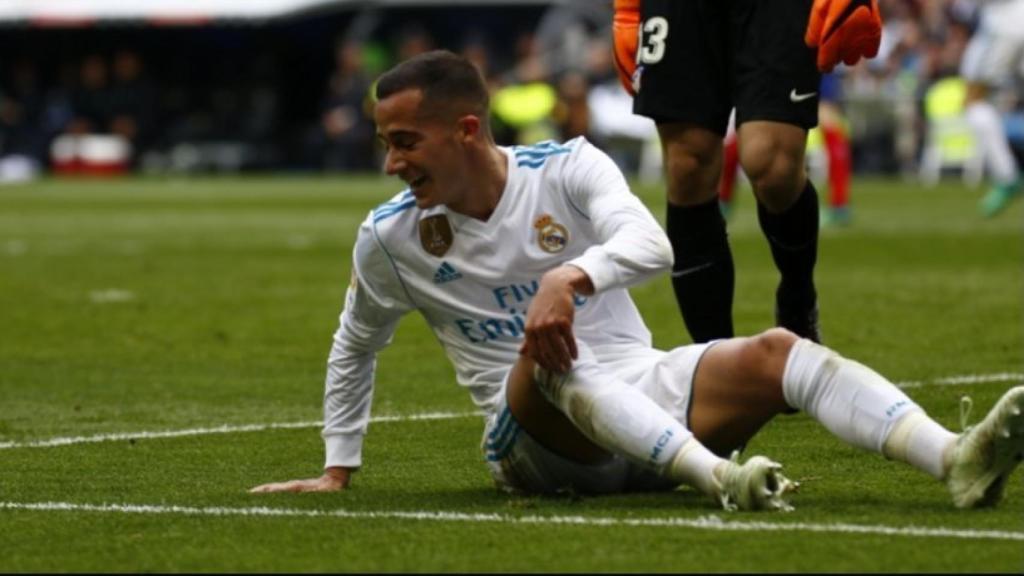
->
[375,50,490,121]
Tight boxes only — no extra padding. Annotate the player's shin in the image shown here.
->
[666,199,735,342]
[758,182,821,342]
[781,338,956,478]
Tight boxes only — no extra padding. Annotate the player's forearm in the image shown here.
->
[566,182,674,291]
[587,172,674,283]
[322,328,378,469]
[567,219,672,293]
[322,290,402,438]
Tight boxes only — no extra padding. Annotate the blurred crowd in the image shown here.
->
[0,0,1020,183]
[845,0,1024,179]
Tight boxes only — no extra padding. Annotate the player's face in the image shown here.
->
[375,88,468,210]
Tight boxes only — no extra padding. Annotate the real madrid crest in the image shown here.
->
[533,213,568,254]
[419,214,454,257]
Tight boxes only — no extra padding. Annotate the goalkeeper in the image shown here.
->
[613,0,880,345]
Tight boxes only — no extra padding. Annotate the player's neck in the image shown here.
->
[449,145,507,222]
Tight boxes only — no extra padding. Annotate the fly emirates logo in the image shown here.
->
[453,280,588,344]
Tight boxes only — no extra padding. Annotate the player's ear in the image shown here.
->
[456,114,481,141]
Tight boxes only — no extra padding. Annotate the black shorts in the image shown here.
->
[633,0,821,135]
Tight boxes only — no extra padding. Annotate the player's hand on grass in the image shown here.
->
[805,0,882,72]
[249,467,352,493]
[521,266,593,373]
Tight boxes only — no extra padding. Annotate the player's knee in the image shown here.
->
[755,327,800,356]
[741,328,800,382]
[659,126,722,205]
[663,152,720,205]
[745,157,804,212]
[739,131,806,212]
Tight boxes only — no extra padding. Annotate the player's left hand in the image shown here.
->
[249,468,352,493]
[805,0,882,72]
[521,266,585,373]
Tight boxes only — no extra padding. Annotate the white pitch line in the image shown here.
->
[1,372,1021,451]
[896,372,1024,389]
[0,411,482,451]
[0,501,1020,542]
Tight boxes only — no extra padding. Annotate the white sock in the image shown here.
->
[782,338,923,454]
[535,343,724,492]
[882,411,958,480]
[669,437,728,496]
[965,101,1020,184]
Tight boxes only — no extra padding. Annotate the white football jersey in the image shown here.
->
[323,137,673,468]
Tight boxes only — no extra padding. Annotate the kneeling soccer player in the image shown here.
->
[251,50,1024,511]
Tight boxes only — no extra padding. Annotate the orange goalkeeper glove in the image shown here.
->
[613,0,641,95]
[805,0,882,72]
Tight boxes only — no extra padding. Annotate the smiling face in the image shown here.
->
[375,88,475,210]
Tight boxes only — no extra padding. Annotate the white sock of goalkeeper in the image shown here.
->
[782,338,956,479]
[535,345,724,494]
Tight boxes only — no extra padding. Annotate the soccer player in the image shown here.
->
[612,0,882,343]
[959,0,1024,217]
[814,71,853,226]
[251,51,1024,512]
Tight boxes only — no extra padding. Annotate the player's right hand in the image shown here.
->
[522,267,584,373]
[805,0,882,72]
[249,468,351,493]
[613,0,641,95]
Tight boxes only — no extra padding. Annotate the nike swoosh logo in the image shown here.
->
[671,262,714,278]
[823,0,873,45]
[789,89,818,102]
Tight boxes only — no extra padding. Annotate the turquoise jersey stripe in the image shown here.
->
[373,193,416,222]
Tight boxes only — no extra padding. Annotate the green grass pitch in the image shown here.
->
[0,174,1022,571]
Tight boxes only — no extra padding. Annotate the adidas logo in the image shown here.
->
[433,261,463,284]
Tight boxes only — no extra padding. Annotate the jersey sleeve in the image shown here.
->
[561,138,673,293]
[322,214,413,469]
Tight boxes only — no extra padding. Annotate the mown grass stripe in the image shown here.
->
[1,501,1020,542]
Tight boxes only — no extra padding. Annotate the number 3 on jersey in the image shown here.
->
[639,17,668,64]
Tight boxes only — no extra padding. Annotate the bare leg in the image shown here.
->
[687,328,798,455]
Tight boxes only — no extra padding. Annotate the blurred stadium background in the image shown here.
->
[1,0,1022,186]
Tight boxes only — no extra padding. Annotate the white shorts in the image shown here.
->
[481,342,716,495]
[960,23,1024,85]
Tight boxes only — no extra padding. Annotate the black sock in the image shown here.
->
[757,180,819,312]
[666,199,734,343]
